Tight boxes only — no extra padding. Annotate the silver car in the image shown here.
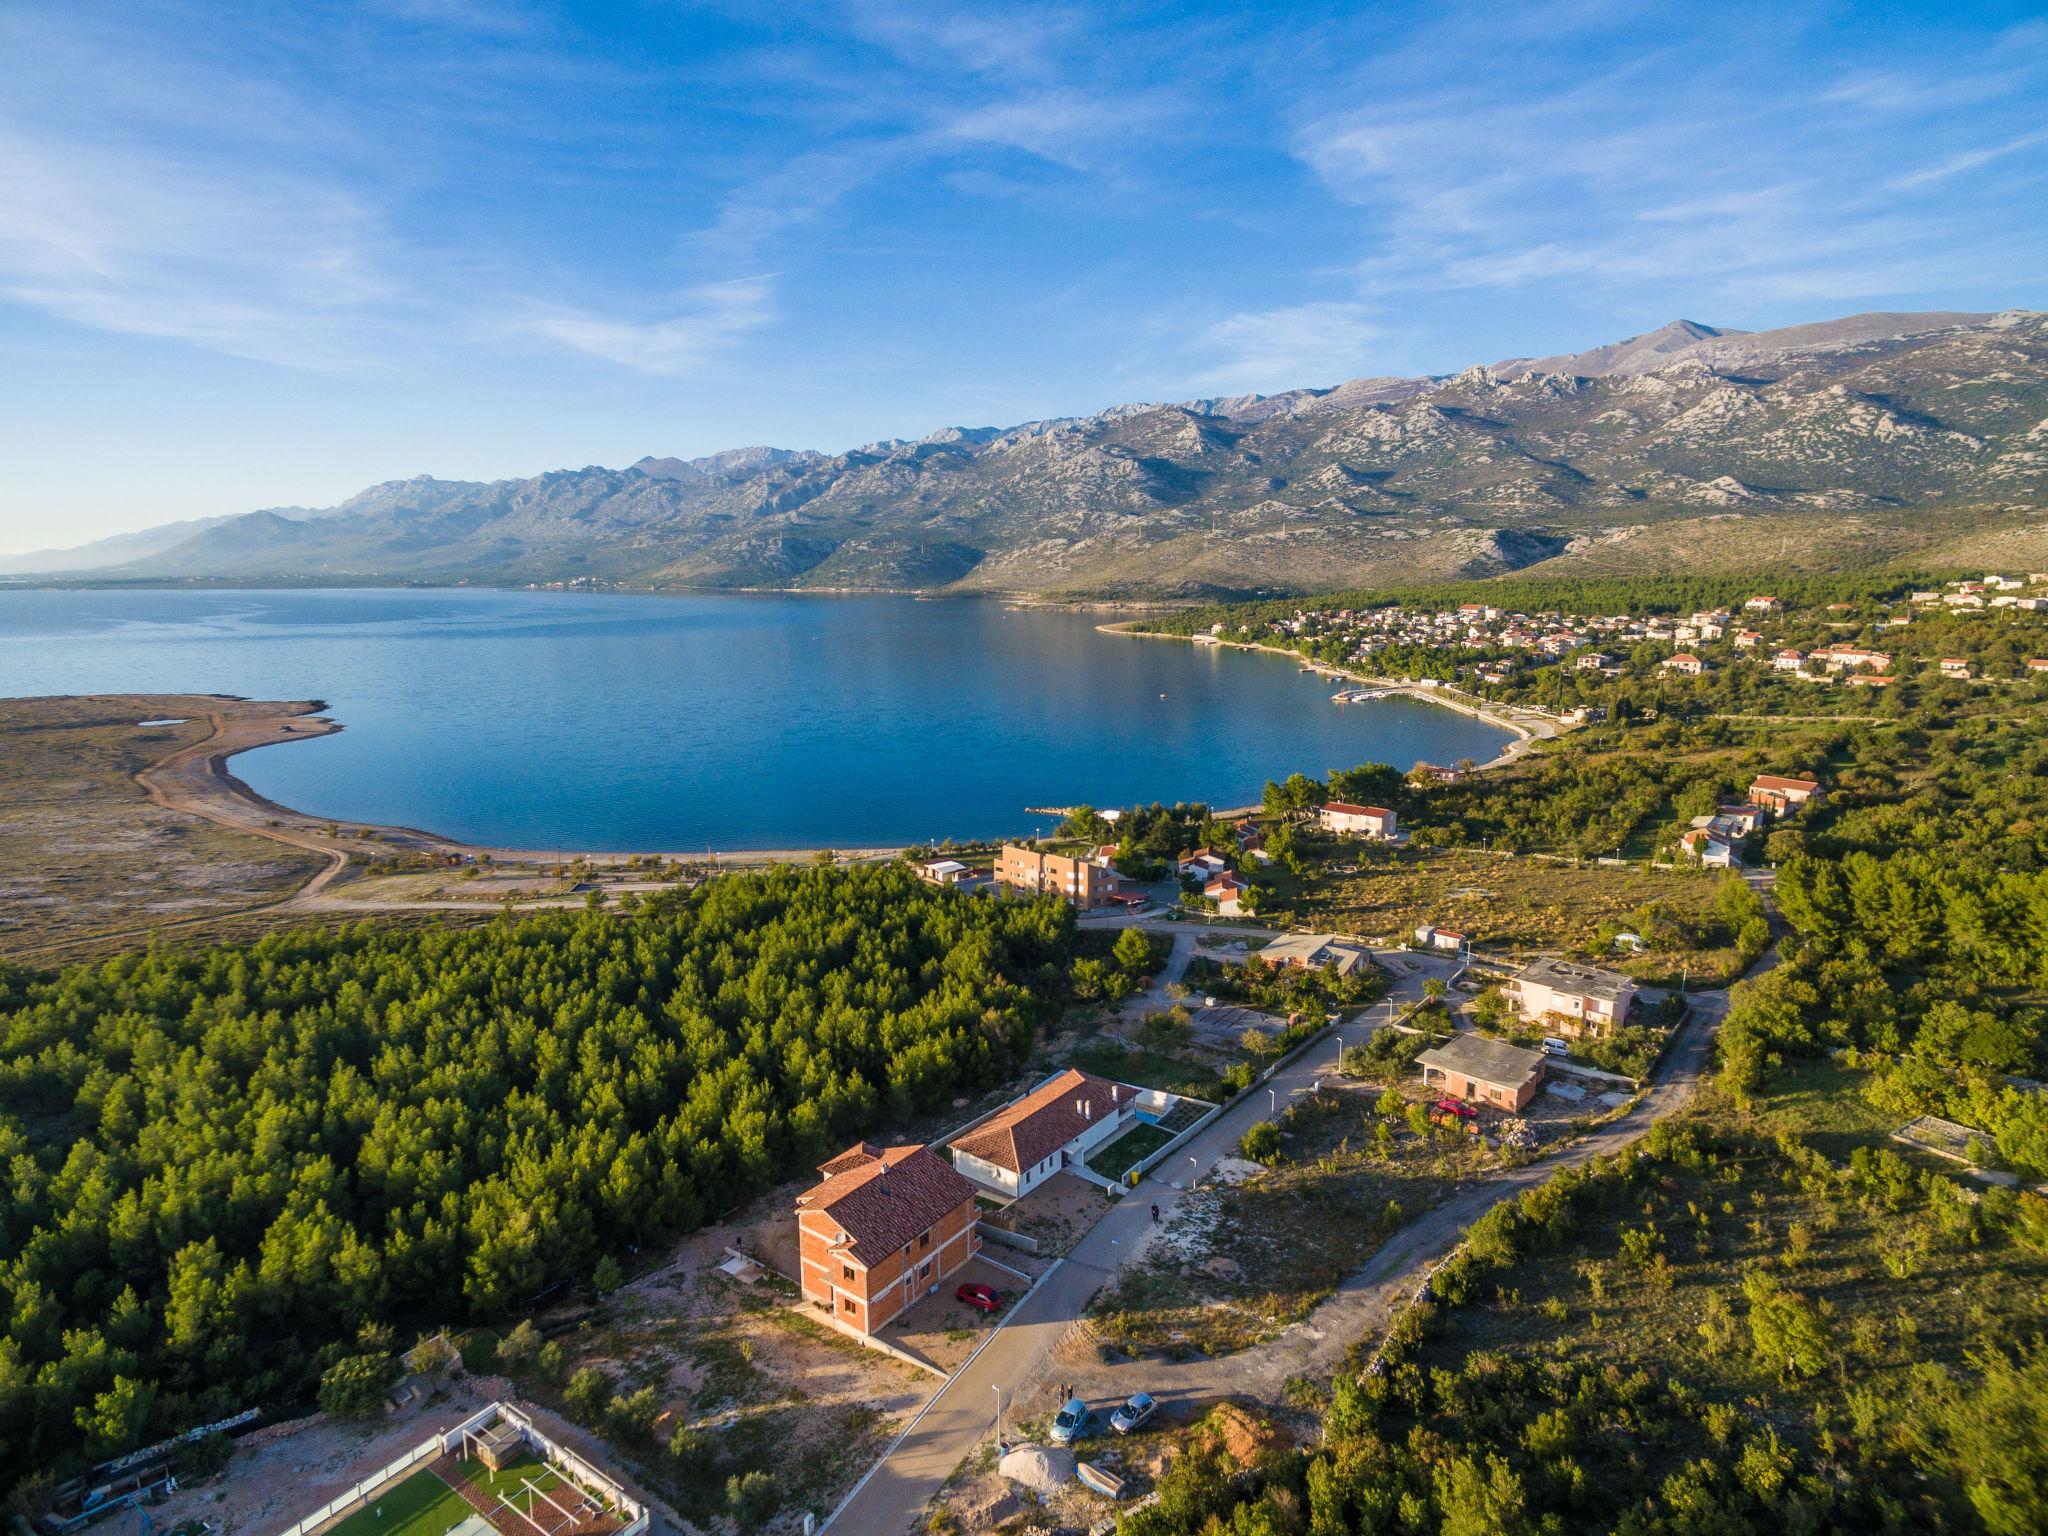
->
[1109,1392,1156,1434]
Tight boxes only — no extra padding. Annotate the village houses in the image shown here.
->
[1255,932,1373,977]
[996,844,1116,908]
[1416,1033,1547,1113]
[1748,774,1824,817]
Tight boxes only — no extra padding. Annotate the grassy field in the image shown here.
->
[1095,1086,1501,1357]
[326,1467,470,1536]
[1267,844,1745,980]
[0,694,324,960]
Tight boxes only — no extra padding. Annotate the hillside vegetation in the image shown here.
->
[1112,578,2048,1536]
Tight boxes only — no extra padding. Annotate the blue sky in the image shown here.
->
[1,0,2044,553]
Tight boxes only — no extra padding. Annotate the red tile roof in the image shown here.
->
[949,1069,1127,1175]
[797,1144,977,1269]
[1325,801,1392,817]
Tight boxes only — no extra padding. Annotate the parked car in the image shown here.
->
[1110,1392,1156,1435]
[1433,1097,1477,1119]
[955,1282,1003,1313]
[1050,1398,1090,1446]
[1541,1036,1571,1057]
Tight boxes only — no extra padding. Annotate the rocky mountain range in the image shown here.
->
[12,309,2047,597]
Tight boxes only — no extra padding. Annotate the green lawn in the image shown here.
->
[1085,1119,1177,1181]
[326,1468,470,1536]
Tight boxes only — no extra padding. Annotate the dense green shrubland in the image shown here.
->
[0,864,1072,1475]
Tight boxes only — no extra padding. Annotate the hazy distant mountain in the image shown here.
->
[11,309,2046,597]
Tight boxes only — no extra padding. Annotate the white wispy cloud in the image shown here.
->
[0,121,401,370]
[1184,301,1381,394]
[1286,19,2048,315]
[1887,129,2048,191]
[496,277,779,375]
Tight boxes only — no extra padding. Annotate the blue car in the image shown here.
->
[1049,1397,1090,1446]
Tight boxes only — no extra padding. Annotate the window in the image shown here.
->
[919,1229,932,1250]
[842,1264,855,1281]
[842,1297,855,1314]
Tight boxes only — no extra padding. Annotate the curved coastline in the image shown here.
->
[1097,620,1559,772]
[134,647,1534,884]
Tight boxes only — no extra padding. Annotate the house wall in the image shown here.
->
[797,1197,980,1336]
[951,1147,1021,1198]
[959,1104,1135,1198]
[996,847,1114,908]
[1322,808,1396,838]
[1422,1064,1539,1113]
[1510,978,1633,1033]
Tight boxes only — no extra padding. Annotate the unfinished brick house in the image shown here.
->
[796,1142,981,1337]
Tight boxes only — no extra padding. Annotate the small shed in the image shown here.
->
[472,1417,525,1472]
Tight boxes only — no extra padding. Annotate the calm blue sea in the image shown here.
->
[0,588,1510,850]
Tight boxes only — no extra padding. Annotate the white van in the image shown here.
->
[1541,1036,1571,1058]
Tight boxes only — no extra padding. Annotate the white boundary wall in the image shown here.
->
[270,1401,647,1536]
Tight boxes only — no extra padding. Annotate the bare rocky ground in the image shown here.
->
[0,695,325,959]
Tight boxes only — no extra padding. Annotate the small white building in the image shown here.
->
[1205,873,1250,916]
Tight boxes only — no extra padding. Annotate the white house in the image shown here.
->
[1502,957,1637,1036]
[1205,873,1250,916]
[1176,849,1233,881]
[1320,801,1398,839]
[1413,924,1465,954]
[915,858,973,886]
[1680,827,1741,867]
[948,1070,1137,1198]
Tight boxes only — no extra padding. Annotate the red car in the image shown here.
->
[1433,1098,1478,1119]
[956,1282,1004,1313]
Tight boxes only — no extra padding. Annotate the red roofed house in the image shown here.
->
[1320,801,1398,839]
[948,1069,1136,1199]
[1205,872,1249,916]
[1748,774,1824,817]
[797,1143,982,1337]
[1661,653,1706,676]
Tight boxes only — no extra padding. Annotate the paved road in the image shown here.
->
[1030,981,1733,1413]
[824,959,1438,1536]
[825,963,1733,1536]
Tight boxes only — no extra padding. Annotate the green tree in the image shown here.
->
[1239,1121,1283,1164]
[1112,927,1156,975]
[76,1375,156,1455]
[563,1366,609,1424]
[1741,1269,1830,1379]
[317,1353,396,1419]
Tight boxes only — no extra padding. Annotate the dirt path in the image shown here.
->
[136,706,355,887]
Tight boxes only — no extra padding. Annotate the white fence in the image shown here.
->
[269,1401,648,1536]
[269,1434,439,1536]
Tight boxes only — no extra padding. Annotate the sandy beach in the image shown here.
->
[1096,621,1565,771]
